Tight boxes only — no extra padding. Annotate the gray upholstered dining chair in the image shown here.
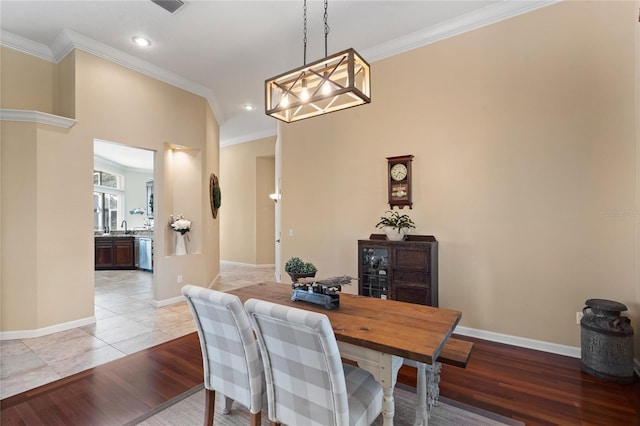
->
[244,298,383,426]
[182,285,263,426]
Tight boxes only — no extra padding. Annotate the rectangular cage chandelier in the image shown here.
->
[265,0,371,123]
[265,48,370,123]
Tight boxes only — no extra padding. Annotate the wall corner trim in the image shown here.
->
[0,109,76,128]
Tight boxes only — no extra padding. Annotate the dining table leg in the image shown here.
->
[414,363,427,426]
[413,361,442,426]
[381,385,395,425]
[337,341,403,425]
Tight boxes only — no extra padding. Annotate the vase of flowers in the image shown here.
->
[169,214,191,255]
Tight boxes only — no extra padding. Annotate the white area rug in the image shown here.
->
[128,384,523,426]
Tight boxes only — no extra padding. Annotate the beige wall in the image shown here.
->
[220,137,276,265]
[204,106,221,281]
[1,122,39,329]
[280,1,638,349]
[1,47,220,333]
[1,47,54,113]
[54,52,75,118]
[256,156,276,264]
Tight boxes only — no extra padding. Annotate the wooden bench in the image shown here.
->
[436,337,474,368]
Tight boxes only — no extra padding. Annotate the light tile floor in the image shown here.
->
[0,263,277,399]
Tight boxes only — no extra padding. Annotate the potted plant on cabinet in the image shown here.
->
[376,210,416,241]
[285,257,317,283]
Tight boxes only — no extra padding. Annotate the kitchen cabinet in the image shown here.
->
[358,234,438,306]
[95,236,135,270]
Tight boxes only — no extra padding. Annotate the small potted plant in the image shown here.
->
[376,210,416,241]
[285,257,317,283]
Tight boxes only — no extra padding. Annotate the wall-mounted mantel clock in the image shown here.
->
[387,155,413,209]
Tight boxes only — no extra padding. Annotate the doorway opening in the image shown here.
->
[93,139,156,312]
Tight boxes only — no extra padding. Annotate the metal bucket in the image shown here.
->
[580,299,634,384]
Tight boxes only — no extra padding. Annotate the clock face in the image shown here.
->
[390,163,408,181]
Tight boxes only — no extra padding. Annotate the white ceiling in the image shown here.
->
[94,139,154,171]
[1,0,553,146]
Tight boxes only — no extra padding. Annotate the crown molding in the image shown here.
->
[59,29,225,124]
[49,28,75,62]
[220,127,277,147]
[0,109,76,128]
[0,30,55,61]
[362,0,559,62]
[1,28,225,125]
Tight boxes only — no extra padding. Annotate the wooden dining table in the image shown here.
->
[229,282,462,426]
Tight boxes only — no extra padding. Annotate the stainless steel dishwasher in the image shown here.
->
[138,237,153,271]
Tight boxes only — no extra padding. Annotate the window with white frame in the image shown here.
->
[93,170,125,232]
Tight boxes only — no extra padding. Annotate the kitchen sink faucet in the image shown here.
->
[121,220,128,234]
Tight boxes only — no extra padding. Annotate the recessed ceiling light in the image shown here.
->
[243,104,255,111]
[132,36,151,47]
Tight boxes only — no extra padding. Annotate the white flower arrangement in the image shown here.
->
[169,214,191,235]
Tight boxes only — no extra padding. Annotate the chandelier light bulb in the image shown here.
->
[300,79,310,101]
[322,73,332,95]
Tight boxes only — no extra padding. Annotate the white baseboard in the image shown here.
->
[0,316,96,340]
[220,260,275,268]
[156,277,222,305]
[454,326,639,379]
[153,295,185,308]
[454,326,581,358]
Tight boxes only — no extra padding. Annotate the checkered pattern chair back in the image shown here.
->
[245,298,382,426]
[182,285,263,414]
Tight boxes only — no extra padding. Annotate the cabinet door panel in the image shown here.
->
[113,240,134,268]
[393,284,430,306]
[394,270,427,283]
[95,245,113,269]
[394,248,429,271]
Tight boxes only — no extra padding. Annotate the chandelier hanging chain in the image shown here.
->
[303,0,308,65]
[323,0,330,58]
[303,0,330,65]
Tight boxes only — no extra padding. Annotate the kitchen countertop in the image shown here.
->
[95,230,153,238]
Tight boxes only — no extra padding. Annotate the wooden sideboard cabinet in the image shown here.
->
[95,236,135,270]
[358,234,438,307]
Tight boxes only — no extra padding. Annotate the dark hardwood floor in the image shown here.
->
[2,332,639,425]
[400,335,640,426]
[1,334,203,426]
